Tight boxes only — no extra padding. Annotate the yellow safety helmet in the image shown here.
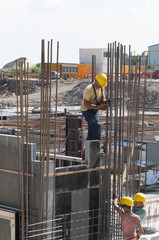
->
[95,73,107,87]
[120,196,134,207]
[133,193,146,203]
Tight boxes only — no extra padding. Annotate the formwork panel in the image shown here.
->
[146,142,159,165]
[66,116,83,158]
[0,134,36,209]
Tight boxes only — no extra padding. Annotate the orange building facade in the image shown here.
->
[45,63,92,79]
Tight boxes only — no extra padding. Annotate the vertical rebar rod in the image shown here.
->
[52,40,59,224]
[16,61,21,239]
[136,56,141,192]
[25,62,29,239]
[110,42,116,238]
[126,45,131,195]
[113,41,118,198]
[45,40,52,224]
[142,54,147,193]
[39,39,45,239]
[121,45,126,195]
[105,43,110,240]
[20,61,25,240]
[118,44,123,197]
[132,56,138,195]
[45,40,50,215]
[138,55,142,190]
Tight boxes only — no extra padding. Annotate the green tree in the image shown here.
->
[148,65,156,69]
[30,63,41,73]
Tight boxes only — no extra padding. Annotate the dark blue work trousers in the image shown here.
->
[82,110,101,140]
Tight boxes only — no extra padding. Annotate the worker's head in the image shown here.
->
[133,193,146,208]
[95,73,107,87]
[120,196,134,212]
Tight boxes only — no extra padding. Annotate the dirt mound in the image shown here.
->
[2,57,35,70]
[0,78,159,108]
[63,80,90,105]
[0,79,41,96]
[63,80,159,108]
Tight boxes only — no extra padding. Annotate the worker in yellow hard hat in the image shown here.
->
[113,195,144,239]
[81,73,109,141]
[133,193,147,233]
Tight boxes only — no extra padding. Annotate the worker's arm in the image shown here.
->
[113,197,119,210]
[83,99,100,110]
[134,208,147,223]
[113,197,122,215]
[102,98,107,104]
[136,218,144,239]
[83,99,109,111]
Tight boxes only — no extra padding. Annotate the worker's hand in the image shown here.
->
[113,194,119,199]
[98,104,107,110]
[137,233,141,239]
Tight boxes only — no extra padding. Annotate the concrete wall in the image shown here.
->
[55,164,105,239]
[0,135,106,239]
[0,134,36,211]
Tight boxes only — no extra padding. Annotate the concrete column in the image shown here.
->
[85,140,100,168]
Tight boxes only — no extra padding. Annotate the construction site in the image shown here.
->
[0,39,159,240]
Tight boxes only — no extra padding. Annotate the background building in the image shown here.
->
[45,63,92,79]
[148,44,159,68]
[79,48,108,74]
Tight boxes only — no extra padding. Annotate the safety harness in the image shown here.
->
[92,84,103,106]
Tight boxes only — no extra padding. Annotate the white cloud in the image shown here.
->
[45,0,66,8]
[128,7,143,15]
[145,0,156,14]
[0,0,159,68]
[1,0,27,11]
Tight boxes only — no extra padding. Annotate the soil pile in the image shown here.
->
[0,78,159,108]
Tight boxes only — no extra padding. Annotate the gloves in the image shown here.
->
[98,104,107,110]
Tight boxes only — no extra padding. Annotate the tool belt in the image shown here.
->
[127,236,137,240]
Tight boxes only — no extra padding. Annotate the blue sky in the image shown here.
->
[0,0,158,68]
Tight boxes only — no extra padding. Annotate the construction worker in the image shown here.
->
[133,193,147,231]
[114,195,144,239]
[81,73,108,141]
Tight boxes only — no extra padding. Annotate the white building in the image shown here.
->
[79,48,108,74]
[148,44,159,68]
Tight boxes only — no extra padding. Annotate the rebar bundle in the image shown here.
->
[15,40,150,240]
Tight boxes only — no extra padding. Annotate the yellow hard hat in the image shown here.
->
[120,196,134,207]
[133,193,146,203]
[95,73,107,87]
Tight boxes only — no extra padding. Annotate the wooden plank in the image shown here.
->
[0,168,34,177]
[44,166,108,178]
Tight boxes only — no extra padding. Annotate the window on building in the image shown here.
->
[66,67,68,73]
[63,67,66,73]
